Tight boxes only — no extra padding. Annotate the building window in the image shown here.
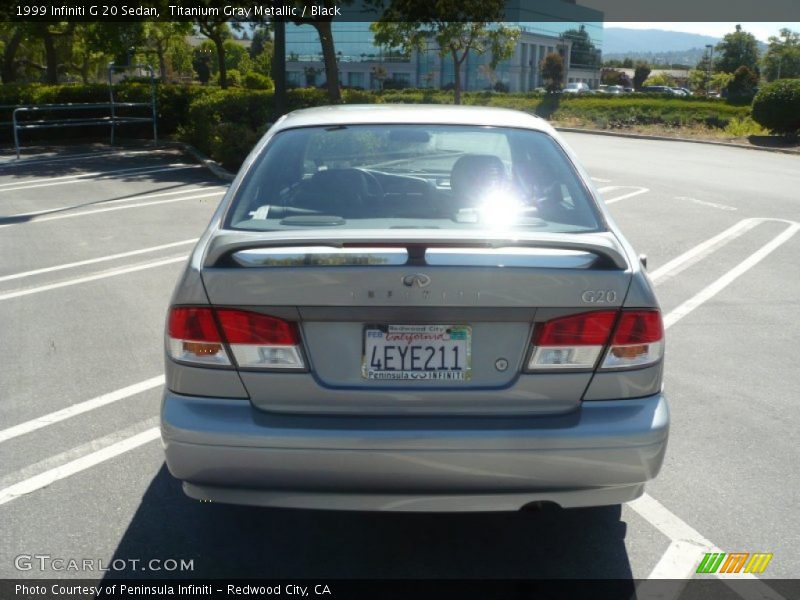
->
[347,72,364,88]
[287,71,303,87]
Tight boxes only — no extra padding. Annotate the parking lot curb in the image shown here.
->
[555,127,800,156]
[165,142,236,182]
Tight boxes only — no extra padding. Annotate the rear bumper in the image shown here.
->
[161,391,669,511]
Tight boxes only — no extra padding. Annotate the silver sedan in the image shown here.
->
[161,105,668,511]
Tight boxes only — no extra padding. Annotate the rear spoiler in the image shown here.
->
[203,230,630,270]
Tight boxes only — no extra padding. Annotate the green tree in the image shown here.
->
[710,71,734,95]
[763,28,800,81]
[142,22,192,81]
[561,24,599,67]
[371,0,519,104]
[82,22,144,67]
[715,24,760,75]
[24,23,77,83]
[727,65,759,100]
[1,24,26,83]
[601,68,623,85]
[168,37,194,81]
[249,25,271,59]
[289,2,344,103]
[196,20,233,87]
[643,73,677,87]
[688,69,710,95]
[223,39,248,72]
[633,62,650,90]
[540,52,564,92]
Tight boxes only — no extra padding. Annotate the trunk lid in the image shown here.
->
[200,230,632,415]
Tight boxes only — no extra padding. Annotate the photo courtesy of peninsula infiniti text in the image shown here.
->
[160,104,668,512]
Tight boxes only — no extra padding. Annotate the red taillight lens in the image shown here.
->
[611,310,663,344]
[533,311,617,346]
[215,309,304,370]
[168,307,221,342]
[167,307,229,366]
[166,307,304,369]
[601,310,664,370]
[528,309,664,371]
[216,310,299,345]
[528,311,616,370]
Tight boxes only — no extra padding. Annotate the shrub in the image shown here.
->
[342,88,376,104]
[209,122,262,170]
[751,79,800,137]
[243,72,274,90]
[723,116,769,137]
[181,88,273,153]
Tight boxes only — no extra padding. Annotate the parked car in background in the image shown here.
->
[563,82,592,94]
[161,104,669,512]
[641,85,680,95]
[601,85,626,95]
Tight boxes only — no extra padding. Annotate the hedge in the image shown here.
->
[752,79,800,138]
[0,83,215,144]
[1,83,754,168]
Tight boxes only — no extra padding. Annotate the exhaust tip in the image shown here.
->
[519,500,561,513]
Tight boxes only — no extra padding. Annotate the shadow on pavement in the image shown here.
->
[104,465,634,581]
[747,134,799,150]
[0,180,223,226]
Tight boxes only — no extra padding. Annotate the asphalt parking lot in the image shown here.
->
[0,135,798,594]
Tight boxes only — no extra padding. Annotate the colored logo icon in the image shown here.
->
[696,552,773,574]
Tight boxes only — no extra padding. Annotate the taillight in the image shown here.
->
[216,309,304,369]
[526,309,663,371]
[167,307,305,370]
[600,310,663,370]
[167,307,230,366]
[527,311,617,370]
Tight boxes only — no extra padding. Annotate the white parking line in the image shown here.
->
[663,220,799,329]
[649,218,764,284]
[0,417,159,489]
[0,189,224,230]
[0,240,198,283]
[600,186,650,205]
[0,164,201,193]
[0,428,160,506]
[0,255,187,302]
[0,377,164,444]
[4,185,227,221]
[675,195,738,212]
[0,148,174,168]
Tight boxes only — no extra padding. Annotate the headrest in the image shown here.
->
[450,155,507,202]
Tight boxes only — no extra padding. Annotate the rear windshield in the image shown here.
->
[225,124,602,233]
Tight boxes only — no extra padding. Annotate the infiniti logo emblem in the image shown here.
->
[402,273,431,288]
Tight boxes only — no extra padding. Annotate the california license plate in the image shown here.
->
[362,325,472,381]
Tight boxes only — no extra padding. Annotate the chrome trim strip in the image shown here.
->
[232,246,409,267]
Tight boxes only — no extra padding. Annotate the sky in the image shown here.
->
[604,22,800,42]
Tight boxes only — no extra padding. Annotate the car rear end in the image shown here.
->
[160,106,668,511]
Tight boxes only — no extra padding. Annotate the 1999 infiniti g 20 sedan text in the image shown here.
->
[161,105,668,511]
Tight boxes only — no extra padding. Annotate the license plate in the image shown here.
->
[362,325,471,381]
